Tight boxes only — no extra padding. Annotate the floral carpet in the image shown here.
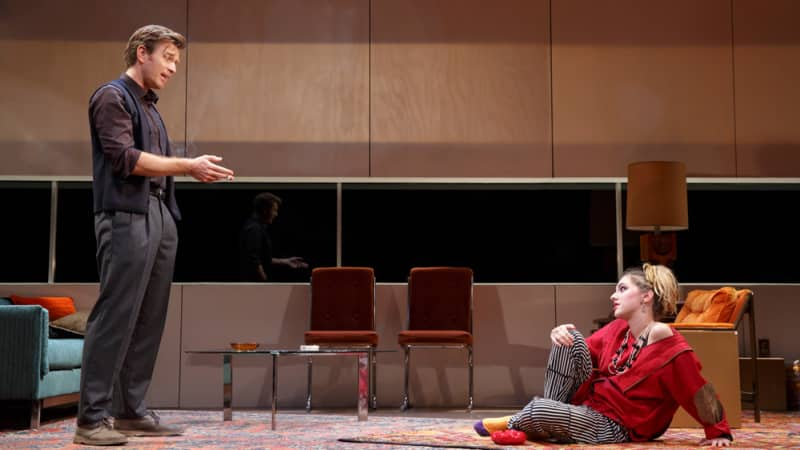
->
[1,409,797,449]
[340,411,800,449]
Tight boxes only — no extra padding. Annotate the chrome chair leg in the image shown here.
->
[370,348,378,410]
[467,345,474,412]
[748,302,760,423]
[400,346,411,411]
[305,356,313,412]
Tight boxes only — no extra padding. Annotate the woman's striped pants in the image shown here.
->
[507,330,629,444]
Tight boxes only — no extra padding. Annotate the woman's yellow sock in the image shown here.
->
[484,416,512,432]
[473,415,512,436]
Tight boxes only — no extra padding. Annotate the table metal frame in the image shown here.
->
[186,348,388,430]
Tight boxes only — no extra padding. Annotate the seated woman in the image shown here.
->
[475,263,732,447]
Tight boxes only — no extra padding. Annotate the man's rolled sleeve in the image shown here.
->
[90,86,142,178]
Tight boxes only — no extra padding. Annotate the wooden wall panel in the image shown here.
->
[186,0,369,177]
[742,285,800,363]
[0,0,187,176]
[370,0,551,177]
[734,0,800,177]
[552,0,736,177]
[5,0,800,179]
[180,284,312,408]
[473,285,554,406]
[555,285,615,333]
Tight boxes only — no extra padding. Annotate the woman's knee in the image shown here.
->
[566,331,592,379]
[568,329,586,343]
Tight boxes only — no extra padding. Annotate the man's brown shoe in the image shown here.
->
[73,418,128,446]
[114,411,184,437]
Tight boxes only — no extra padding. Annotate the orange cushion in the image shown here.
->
[675,288,737,324]
[10,295,76,321]
[729,289,753,325]
[670,322,736,330]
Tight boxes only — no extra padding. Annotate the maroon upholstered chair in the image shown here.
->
[304,267,378,410]
[398,267,474,411]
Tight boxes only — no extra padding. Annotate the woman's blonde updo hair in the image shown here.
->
[621,263,679,320]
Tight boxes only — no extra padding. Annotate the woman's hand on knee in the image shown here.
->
[550,324,576,347]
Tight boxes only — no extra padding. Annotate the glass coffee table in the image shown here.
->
[184,347,393,430]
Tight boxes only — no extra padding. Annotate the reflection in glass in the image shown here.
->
[623,184,800,283]
[56,182,97,282]
[342,184,619,283]
[173,183,337,282]
[53,182,337,283]
[14,180,800,284]
[0,181,51,282]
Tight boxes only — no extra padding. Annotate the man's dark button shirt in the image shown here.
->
[90,74,167,191]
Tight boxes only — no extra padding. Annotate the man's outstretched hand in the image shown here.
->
[188,155,234,182]
[285,257,308,269]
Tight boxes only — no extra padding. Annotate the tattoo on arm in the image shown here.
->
[693,383,723,424]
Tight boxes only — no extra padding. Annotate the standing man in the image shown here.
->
[75,25,234,446]
[239,192,308,282]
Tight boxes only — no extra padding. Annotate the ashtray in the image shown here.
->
[230,342,259,351]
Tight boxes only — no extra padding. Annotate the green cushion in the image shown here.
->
[38,368,81,399]
[48,339,83,370]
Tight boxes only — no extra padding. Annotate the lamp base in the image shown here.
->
[640,232,677,267]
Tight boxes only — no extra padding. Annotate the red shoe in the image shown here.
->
[491,429,527,445]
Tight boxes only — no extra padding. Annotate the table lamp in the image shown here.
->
[626,161,688,266]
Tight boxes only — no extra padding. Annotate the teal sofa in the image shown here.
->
[0,297,83,428]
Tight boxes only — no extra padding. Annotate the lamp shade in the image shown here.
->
[626,161,688,231]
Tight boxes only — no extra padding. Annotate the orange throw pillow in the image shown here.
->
[10,295,76,321]
[677,287,741,325]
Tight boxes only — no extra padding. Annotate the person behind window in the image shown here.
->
[474,263,732,447]
[239,192,308,281]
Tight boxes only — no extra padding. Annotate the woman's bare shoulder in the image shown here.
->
[649,322,674,344]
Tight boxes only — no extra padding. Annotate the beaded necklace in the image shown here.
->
[608,323,652,375]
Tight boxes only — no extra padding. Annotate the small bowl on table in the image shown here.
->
[230,342,259,352]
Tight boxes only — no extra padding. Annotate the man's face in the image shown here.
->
[265,203,279,224]
[140,41,180,90]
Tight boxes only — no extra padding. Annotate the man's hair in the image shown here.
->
[124,25,186,67]
[253,192,282,215]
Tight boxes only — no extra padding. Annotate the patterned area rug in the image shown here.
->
[1,409,798,449]
[1,410,483,450]
[340,411,800,450]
